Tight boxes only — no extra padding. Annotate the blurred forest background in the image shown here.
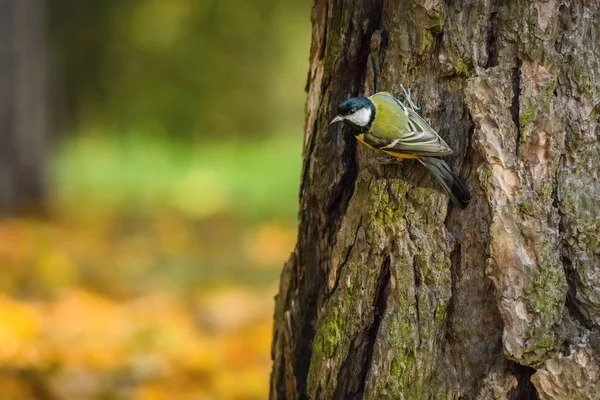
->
[0,0,310,399]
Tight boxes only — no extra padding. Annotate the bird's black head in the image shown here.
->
[337,97,372,115]
[331,96,375,130]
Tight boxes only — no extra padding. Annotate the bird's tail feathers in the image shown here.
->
[418,157,471,208]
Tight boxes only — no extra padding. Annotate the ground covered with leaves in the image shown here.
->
[0,135,300,399]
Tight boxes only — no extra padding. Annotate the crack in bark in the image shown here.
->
[551,155,593,330]
[507,361,539,400]
[362,254,391,386]
[318,2,329,61]
[445,243,461,346]
[333,254,391,400]
[484,11,499,69]
[463,99,476,180]
[510,57,522,157]
[326,140,358,220]
[294,228,326,399]
[442,87,475,349]
[412,255,422,347]
[299,88,327,203]
[562,252,593,330]
[329,215,364,295]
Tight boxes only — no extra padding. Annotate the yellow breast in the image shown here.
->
[355,133,374,149]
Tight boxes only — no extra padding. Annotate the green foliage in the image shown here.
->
[48,0,312,137]
[52,133,302,222]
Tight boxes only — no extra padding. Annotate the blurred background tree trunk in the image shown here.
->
[271,0,600,399]
[0,0,48,214]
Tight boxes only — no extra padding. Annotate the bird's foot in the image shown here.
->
[377,155,402,165]
[400,84,420,111]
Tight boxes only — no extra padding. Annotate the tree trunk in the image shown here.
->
[270,1,600,399]
[0,0,48,213]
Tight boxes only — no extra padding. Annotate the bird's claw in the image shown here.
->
[400,84,420,111]
[377,155,402,165]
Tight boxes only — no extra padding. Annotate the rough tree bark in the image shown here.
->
[271,0,600,399]
[0,0,48,213]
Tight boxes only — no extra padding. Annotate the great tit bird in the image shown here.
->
[330,90,471,208]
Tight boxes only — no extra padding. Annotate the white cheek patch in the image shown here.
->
[346,107,372,127]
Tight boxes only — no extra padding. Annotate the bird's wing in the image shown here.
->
[366,92,454,157]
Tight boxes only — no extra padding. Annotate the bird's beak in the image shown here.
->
[330,115,344,124]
